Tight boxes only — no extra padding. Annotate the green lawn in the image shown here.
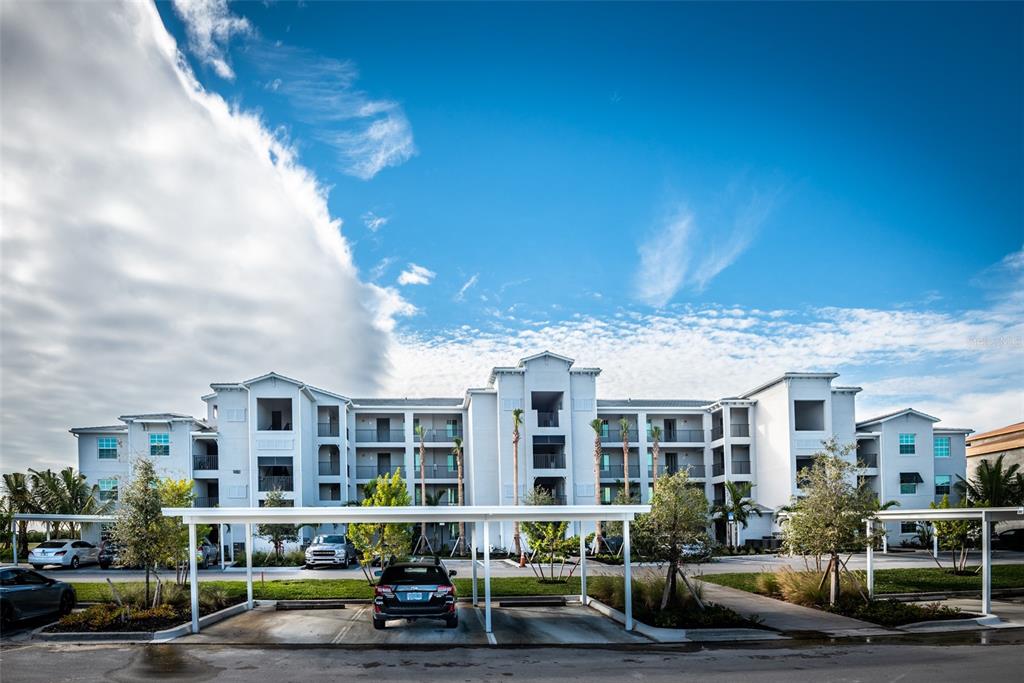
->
[700,564,1024,595]
[70,576,582,603]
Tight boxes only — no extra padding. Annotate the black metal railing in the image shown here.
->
[533,454,566,469]
[858,454,879,468]
[319,489,342,501]
[649,464,705,478]
[730,424,750,438]
[194,496,219,507]
[355,428,403,443]
[422,428,463,442]
[600,429,639,444]
[258,476,293,491]
[650,428,706,442]
[192,454,219,470]
[712,463,725,477]
[598,464,641,478]
[536,412,559,428]
[711,427,724,440]
[318,461,340,476]
[731,460,752,475]
[355,464,403,479]
[318,422,339,437]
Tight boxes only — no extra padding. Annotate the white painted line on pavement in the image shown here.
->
[331,606,367,644]
[472,605,497,646]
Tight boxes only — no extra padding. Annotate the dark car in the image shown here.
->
[0,566,76,628]
[994,528,1024,551]
[98,541,121,570]
[372,561,458,630]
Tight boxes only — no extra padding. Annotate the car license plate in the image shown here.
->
[405,592,424,601]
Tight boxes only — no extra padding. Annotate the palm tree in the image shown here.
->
[415,424,428,548]
[650,424,662,490]
[619,416,631,500]
[589,418,605,553]
[2,472,37,557]
[511,407,525,565]
[711,481,762,547]
[956,455,1024,506]
[452,436,466,554]
[30,467,111,536]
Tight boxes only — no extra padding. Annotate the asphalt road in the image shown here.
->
[2,637,1023,682]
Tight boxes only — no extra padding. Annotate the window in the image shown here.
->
[935,475,952,496]
[600,453,610,471]
[213,405,219,419]
[900,522,918,534]
[97,437,118,460]
[898,433,916,455]
[98,478,118,501]
[601,486,613,503]
[149,433,170,456]
[934,436,950,458]
[899,472,923,495]
[600,420,610,438]
[447,453,457,471]
[793,400,825,431]
[446,419,458,438]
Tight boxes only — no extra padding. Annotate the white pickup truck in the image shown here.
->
[304,534,356,568]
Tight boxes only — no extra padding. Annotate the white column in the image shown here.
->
[471,522,478,606]
[189,523,200,633]
[579,526,587,605]
[245,523,254,609]
[220,524,226,570]
[45,522,51,541]
[483,520,492,633]
[865,520,874,599]
[982,511,991,615]
[11,522,17,565]
[623,518,633,631]
[881,529,888,554]
[932,525,939,559]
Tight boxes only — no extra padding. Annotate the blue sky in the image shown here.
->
[156,1,1022,332]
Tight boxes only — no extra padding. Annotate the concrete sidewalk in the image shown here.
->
[695,580,894,637]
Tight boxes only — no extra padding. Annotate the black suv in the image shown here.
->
[372,560,458,630]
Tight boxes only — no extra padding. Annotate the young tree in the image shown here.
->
[453,436,466,554]
[257,490,300,559]
[511,407,525,565]
[521,487,575,581]
[930,495,978,573]
[645,470,709,610]
[158,478,210,585]
[111,459,165,605]
[650,424,662,488]
[711,481,762,548]
[619,416,632,500]
[781,437,876,606]
[349,470,413,581]
[589,418,606,553]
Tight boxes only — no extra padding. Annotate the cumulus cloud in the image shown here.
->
[362,211,389,233]
[397,264,436,286]
[0,0,403,470]
[455,274,479,302]
[172,0,251,80]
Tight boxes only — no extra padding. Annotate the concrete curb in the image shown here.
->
[585,596,787,643]
[898,615,1005,632]
[34,601,250,643]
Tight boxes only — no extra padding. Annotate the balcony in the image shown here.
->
[730,424,750,438]
[411,463,458,479]
[650,464,705,478]
[258,476,293,492]
[858,454,879,468]
[533,454,566,469]
[600,429,639,444]
[536,411,559,428]
[731,460,752,475]
[653,428,705,442]
[355,428,403,443]
[711,427,724,441]
[599,464,641,478]
[192,454,219,470]
[194,496,219,507]
[317,422,339,437]
[421,428,463,442]
[356,464,403,479]
[712,463,725,477]
[318,461,340,476]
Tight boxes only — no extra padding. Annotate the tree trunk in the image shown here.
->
[457,448,465,553]
[828,553,841,606]
[593,435,603,553]
[651,440,659,489]
[419,439,427,545]
[660,557,678,611]
[145,566,151,607]
[622,433,630,500]
[513,431,523,565]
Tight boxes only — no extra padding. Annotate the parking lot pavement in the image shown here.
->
[176,602,646,646]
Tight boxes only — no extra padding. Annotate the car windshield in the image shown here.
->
[36,541,68,549]
[380,566,449,585]
[314,535,345,544]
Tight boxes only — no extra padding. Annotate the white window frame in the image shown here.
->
[898,433,916,455]
[934,436,951,458]
[97,437,118,460]
[150,432,170,456]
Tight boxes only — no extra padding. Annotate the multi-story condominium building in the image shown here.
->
[71,351,970,554]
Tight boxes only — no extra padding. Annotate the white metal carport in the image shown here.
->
[867,506,1024,615]
[10,513,116,564]
[162,504,650,635]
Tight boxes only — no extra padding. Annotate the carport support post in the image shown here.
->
[189,522,200,634]
[220,524,226,571]
[623,518,632,631]
[865,520,874,599]
[10,522,16,565]
[579,527,587,606]
[483,520,492,633]
[471,522,478,606]
[245,523,254,609]
[45,522,50,541]
[982,511,991,615]
[932,525,939,559]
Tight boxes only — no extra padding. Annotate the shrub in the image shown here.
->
[754,572,779,596]
[52,603,181,632]
[234,549,305,567]
[775,566,862,607]
[831,598,962,627]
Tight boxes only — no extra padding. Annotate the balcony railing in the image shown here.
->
[421,428,463,442]
[600,429,639,444]
[858,454,879,468]
[355,428,403,443]
[258,475,293,492]
[355,464,403,479]
[192,454,219,470]
[652,428,706,442]
[730,424,750,438]
[711,427,724,440]
[547,495,568,505]
[319,489,342,502]
[533,454,566,469]
[649,464,705,478]
[599,464,641,478]
[318,422,339,437]
[536,412,559,428]
[194,496,219,507]
[712,463,725,477]
[318,461,340,476]
[731,460,752,475]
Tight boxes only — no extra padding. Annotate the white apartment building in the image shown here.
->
[71,351,970,554]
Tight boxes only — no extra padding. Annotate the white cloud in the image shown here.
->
[172,0,251,80]
[635,208,694,307]
[362,211,389,233]
[254,46,415,180]
[369,256,397,281]
[0,1,407,470]
[455,274,479,301]
[397,264,436,286]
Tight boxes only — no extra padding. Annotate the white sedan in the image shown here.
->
[28,540,100,570]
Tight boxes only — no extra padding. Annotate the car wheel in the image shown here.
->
[59,591,75,616]
[445,614,458,629]
[70,556,80,569]
[99,561,110,570]
[372,617,386,630]
[1,603,12,629]
[31,564,44,570]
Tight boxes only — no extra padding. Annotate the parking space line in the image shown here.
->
[331,606,367,644]
[472,605,497,646]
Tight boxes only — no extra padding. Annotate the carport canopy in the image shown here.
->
[866,506,1024,615]
[162,504,651,635]
[10,513,116,563]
